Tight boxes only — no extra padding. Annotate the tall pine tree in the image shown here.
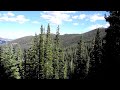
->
[53,25,60,79]
[1,45,21,79]
[59,49,64,79]
[38,25,45,79]
[73,36,89,79]
[102,11,120,80]
[87,29,102,80]
[0,46,9,79]
[14,44,24,79]
[44,24,53,79]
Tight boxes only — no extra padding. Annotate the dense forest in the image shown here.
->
[0,11,120,80]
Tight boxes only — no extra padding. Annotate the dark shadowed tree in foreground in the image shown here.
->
[101,11,120,80]
[87,29,102,80]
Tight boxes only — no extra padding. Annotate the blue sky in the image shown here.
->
[0,11,110,39]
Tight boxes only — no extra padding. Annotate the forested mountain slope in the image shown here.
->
[8,28,106,50]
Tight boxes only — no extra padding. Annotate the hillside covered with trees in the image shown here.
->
[5,27,106,51]
[0,11,120,80]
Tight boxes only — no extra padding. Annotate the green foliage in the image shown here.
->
[14,44,24,79]
[59,49,64,79]
[53,25,60,79]
[23,49,27,79]
[72,36,91,79]
[44,24,53,79]
[73,37,83,79]
[0,46,9,79]
[102,11,120,80]
[1,45,21,79]
[8,28,106,50]
[89,29,102,78]
[63,60,68,79]
[0,23,107,80]
[38,25,45,79]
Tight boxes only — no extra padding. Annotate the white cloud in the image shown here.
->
[0,30,34,39]
[32,21,40,24]
[73,23,79,26]
[63,11,76,13]
[40,11,76,25]
[81,23,85,25]
[88,24,105,30]
[104,23,110,28]
[72,15,78,19]
[16,15,29,24]
[71,14,86,20]
[79,14,86,19]
[7,11,15,17]
[89,13,105,22]
[43,11,76,14]
[0,12,29,24]
[0,16,9,21]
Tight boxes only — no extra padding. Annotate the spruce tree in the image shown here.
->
[44,24,53,79]
[73,37,83,79]
[80,41,90,79]
[38,25,45,79]
[24,49,31,79]
[0,46,3,78]
[23,49,27,79]
[88,29,102,80]
[0,46,9,79]
[1,45,21,79]
[31,33,39,79]
[102,11,120,80]
[63,58,68,79]
[70,47,75,75]
[53,25,60,79]
[59,49,64,79]
[15,44,24,79]
[73,36,89,79]
[25,34,39,79]
[63,48,72,79]
[71,47,76,78]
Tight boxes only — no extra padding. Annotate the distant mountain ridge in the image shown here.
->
[2,28,106,50]
[0,37,12,44]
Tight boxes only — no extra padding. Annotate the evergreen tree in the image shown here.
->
[24,49,31,79]
[59,49,64,79]
[85,45,90,78]
[73,37,83,79]
[0,46,9,79]
[63,48,72,79]
[80,41,89,79]
[0,46,3,78]
[1,45,21,79]
[53,25,60,79]
[44,24,53,79]
[71,47,76,77]
[73,36,89,79]
[67,53,72,79]
[87,29,102,80]
[63,49,68,79]
[38,25,45,79]
[63,58,68,79]
[23,49,27,79]
[31,33,39,79]
[15,44,24,79]
[25,34,39,79]
[102,11,120,80]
